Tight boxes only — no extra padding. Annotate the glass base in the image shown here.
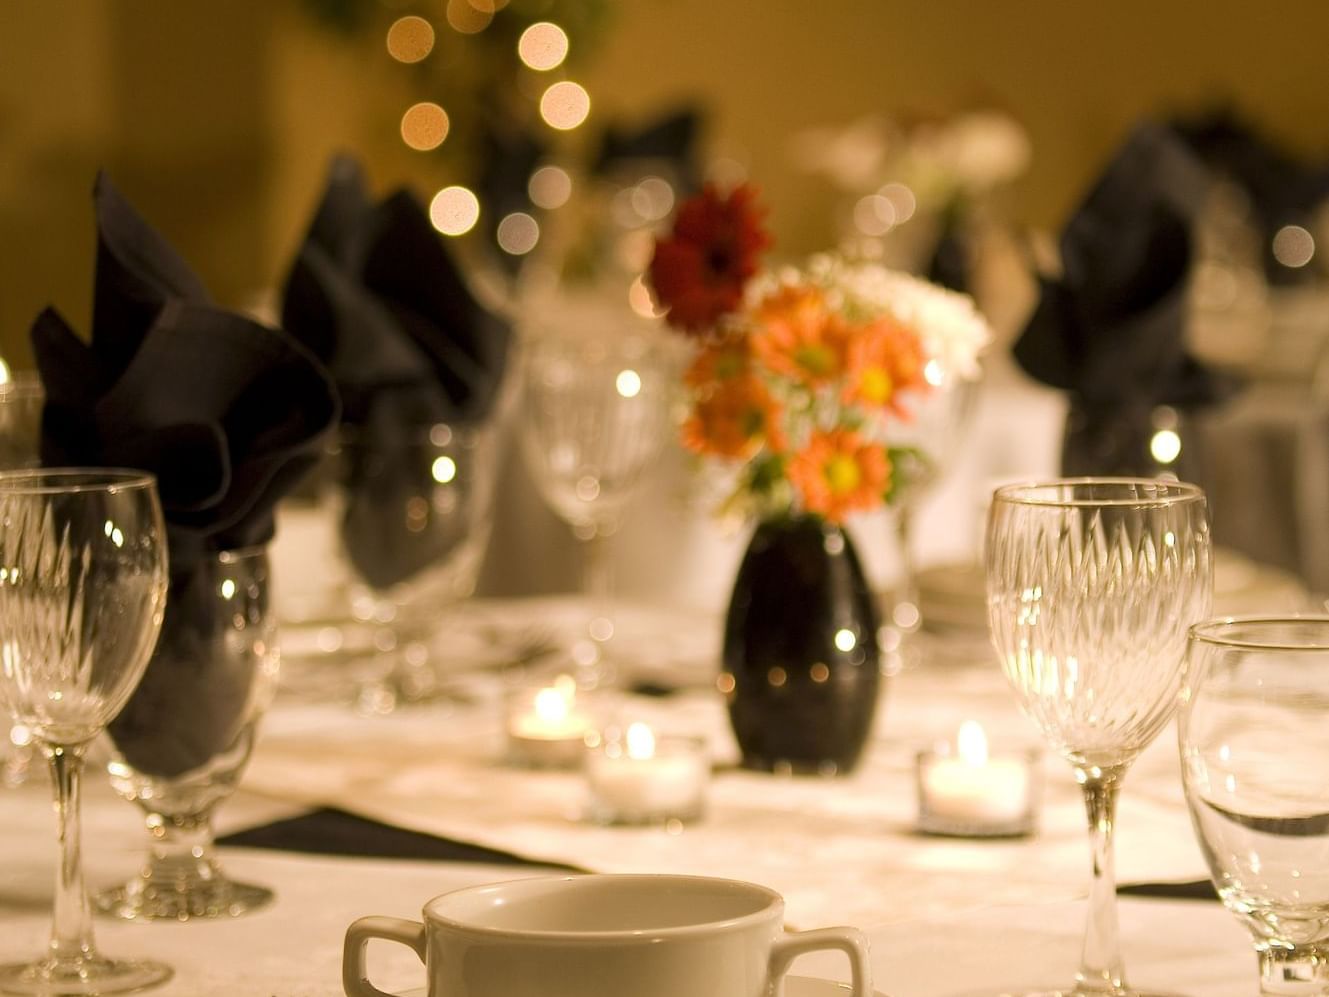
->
[0,955,171,995]
[95,875,273,922]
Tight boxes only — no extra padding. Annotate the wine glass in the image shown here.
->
[0,374,46,788]
[1180,617,1329,996]
[986,478,1212,997]
[0,469,170,995]
[519,328,673,688]
[886,363,978,638]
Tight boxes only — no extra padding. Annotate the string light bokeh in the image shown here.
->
[382,2,602,263]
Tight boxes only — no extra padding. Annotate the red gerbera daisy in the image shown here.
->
[648,184,772,335]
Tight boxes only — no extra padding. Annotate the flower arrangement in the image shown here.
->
[647,183,990,524]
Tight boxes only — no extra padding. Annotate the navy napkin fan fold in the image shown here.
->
[280,154,512,430]
[31,173,339,572]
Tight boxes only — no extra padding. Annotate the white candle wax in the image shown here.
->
[587,724,708,823]
[917,721,1036,835]
[507,678,592,768]
[921,756,1032,824]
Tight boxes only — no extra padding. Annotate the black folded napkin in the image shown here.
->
[593,106,703,191]
[1013,123,1234,477]
[282,154,511,427]
[110,554,270,778]
[476,114,547,271]
[218,807,582,869]
[282,156,511,591]
[30,173,339,778]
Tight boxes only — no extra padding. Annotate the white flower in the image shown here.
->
[805,256,991,380]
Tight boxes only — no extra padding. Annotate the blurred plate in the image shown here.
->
[917,547,1309,636]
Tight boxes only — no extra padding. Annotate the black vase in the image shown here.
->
[722,515,882,775]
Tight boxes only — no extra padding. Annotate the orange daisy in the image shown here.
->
[843,316,929,417]
[786,428,890,523]
[685,331,753,388]
[682,375,787,459]
[749,285,850,387]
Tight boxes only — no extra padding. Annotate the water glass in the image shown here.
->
[99,547,280,920]
[1181,617,1329,996]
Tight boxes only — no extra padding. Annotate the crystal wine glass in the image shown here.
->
[519,328,673,688]
[0,469,170,995]
[0,374,47,789]
[1180,617,1329,996]
[986,478,1212,997]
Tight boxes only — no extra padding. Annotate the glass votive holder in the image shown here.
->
[915,721,1041,838]
[585,722,709,826]
[505,674,596,769]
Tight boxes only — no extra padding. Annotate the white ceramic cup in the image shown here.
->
[342,873,872,997]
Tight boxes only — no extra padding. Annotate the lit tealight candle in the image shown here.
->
[916,721,1040,837]
[586,722,709,825]
[506,675,593,768]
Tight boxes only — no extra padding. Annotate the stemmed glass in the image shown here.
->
[0,375,47,788]
[0,374,45,470]
[1180,617,1329,996]
[986,478,1212,997]
[519,329,673,688]
[97,546,279,920]
[0,470,170,995]
[334,421,502,712]
[274,420,503,712]
[887,363,978,637]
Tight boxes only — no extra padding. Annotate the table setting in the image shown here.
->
[3,103,1329,997]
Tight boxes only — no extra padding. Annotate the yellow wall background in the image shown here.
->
[2,0,1328,365]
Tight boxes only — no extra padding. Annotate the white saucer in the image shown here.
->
[398,977,884,996]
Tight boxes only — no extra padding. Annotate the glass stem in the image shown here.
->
[578,521,617,687]
[45,741,96,965]
[582,525,615,626]
[1258,943,1329,995]
[892,504,920,631]
[1075,767,1127,993]
[145,810,220,889]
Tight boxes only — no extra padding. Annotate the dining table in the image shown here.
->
[0,574,1304,997]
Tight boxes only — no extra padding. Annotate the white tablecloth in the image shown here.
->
[0,587,1281,996]
[0,774,1256,997]
[0,781,1254,997]
[244,596,1228,933]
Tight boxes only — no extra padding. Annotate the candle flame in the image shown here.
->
[625,722,656,760]
[534,684,572,723]
[957,721,988,766]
